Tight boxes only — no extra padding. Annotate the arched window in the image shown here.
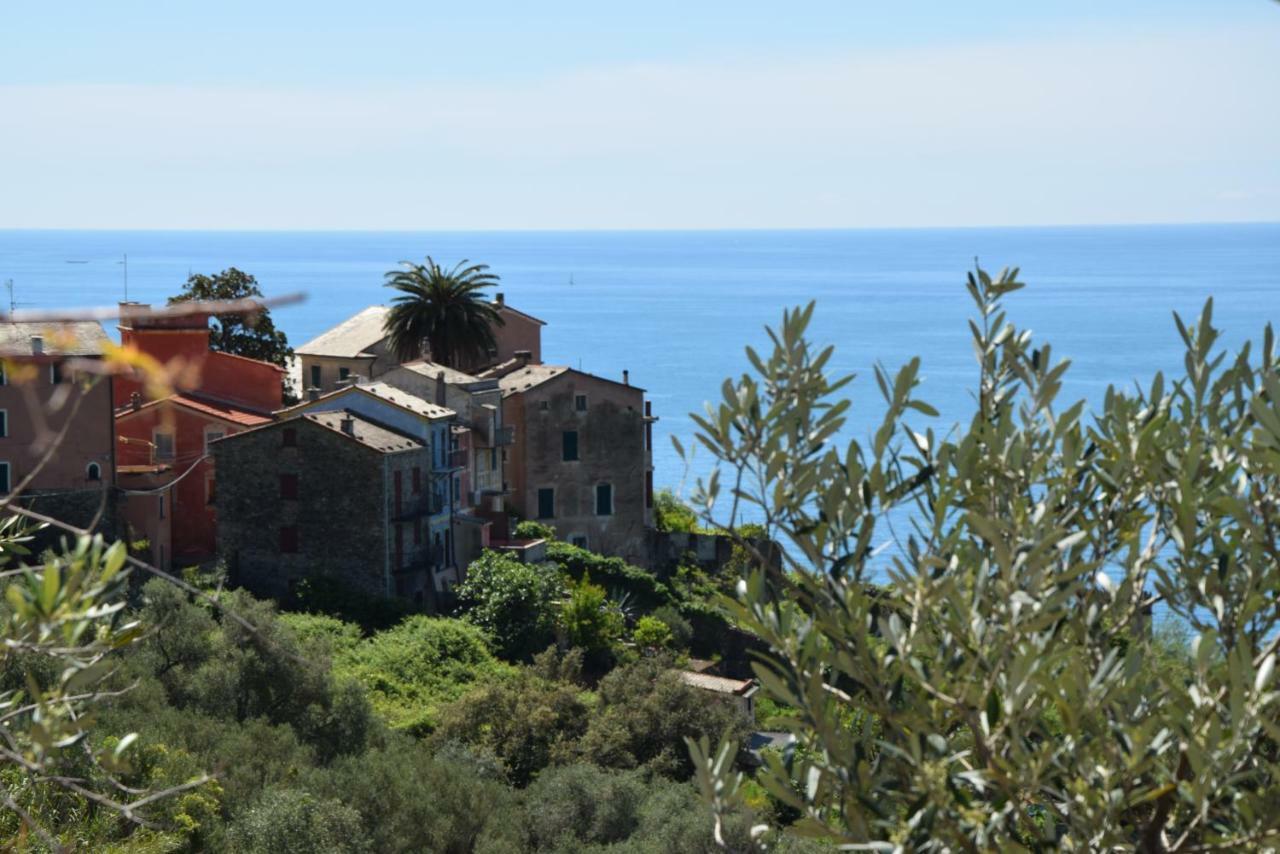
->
[86,462,102,482]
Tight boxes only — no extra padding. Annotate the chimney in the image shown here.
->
[130,391,143,411]
[622,369,629,386]
[340,415,355,436]
[435,370,447,406]
[644,401,652,417]
[514,349,531,365]
[30,335,43,355]
[118,302,150,329]
[307,386,321,402]
[495,292,505,306]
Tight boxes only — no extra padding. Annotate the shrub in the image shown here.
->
[513,519,557,541]
[335,616,511,735]
[653,488,703,533]
[456,550,563,661]
[291,575,412,632]
[546,541,671,612]
[632,615,675,651]
[226,787,366,854]
[559,573,624,661]
[650,605,694,650]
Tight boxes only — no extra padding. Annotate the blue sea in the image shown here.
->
[3,225,1279,513]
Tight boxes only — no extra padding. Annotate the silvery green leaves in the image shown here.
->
[684,264,1280,851]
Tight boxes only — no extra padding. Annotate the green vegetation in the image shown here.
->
[169,268,294,395]
[455,551,562,661]
[382,256,505,367]
[686,266,1280,850]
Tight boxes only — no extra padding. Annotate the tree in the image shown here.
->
[382,257,505,367]
[686,265,1280,850]
[559,573,624,662]
[169,268,294,393]
[455,551,563,661]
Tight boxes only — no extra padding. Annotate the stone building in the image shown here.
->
[214,410,449,605]
[0,320,115,530]
[496,363,655,565]
[275,382,465,591]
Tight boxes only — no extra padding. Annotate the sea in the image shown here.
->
[3,224,1279,519]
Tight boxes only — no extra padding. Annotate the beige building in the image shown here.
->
[295,295,546,394]
[495,362,655,565]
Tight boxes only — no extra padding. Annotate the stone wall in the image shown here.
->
[215,420,393,600]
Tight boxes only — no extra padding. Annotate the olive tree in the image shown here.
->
[686,267,1280,851]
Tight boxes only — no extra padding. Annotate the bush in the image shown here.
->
[632,615,675,651]
[653,488,703,533]
[513,520,557,541]
[291,575,412,632]
[577,658,750,780]
[335,616,512,735]
[279,612,364,658]
[432,670,590,786]
[650,605,694,650]
[546,541,672,612]
[226,787,366,854]
[559,573,624,662]
[456,550,563,661]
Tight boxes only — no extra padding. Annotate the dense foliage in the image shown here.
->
[686,267,1280,850]
[382,257,505,367]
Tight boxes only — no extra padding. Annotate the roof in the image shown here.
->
[396,360,482,385]
[496,364,645,397]
[0,320,110,356]
[280,381,455,421]
[116,392,274,427]
[294,306,389,358]
[495,302,547,326]
[679,671,759,697]
[302,410,424,453]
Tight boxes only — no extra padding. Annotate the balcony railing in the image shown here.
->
[473,468,506,496]
[472,421,515,447]
[434,447,467,472]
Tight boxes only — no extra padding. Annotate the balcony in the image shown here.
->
[434,447,468,472]
[473,468,508,496]
[397,490,445,520]
[472,420,515,447]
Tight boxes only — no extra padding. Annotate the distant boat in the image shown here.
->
[65,260,89,264]
[569,273,575,286]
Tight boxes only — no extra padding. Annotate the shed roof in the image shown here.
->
[0,320,110,356]
[678,671,759,697]
[294,306,389,358]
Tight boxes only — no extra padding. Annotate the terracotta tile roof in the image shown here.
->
[302,410,424,453]
[294,306,389,358]
[0,320,110,356]
[117,392,274,427]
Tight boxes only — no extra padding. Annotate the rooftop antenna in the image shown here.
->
[119,254,128,301]
[5,279,13,314]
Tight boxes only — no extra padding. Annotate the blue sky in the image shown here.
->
[2,1,1277,229]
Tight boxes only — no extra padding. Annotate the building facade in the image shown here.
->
[497,364,655,565]
[0,321,115,529]
[113,303,284,569]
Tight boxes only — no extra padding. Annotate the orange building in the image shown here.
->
[114,303,283,569]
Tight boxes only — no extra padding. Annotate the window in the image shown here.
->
[575,394,588,412]
[280,473,299,500]
[595,483,613,516]
[645,470,653,508]
[414,517,422,546]
[280,526,299,553]
[490,448,497,470]
[537,487,555,519]
[158,495,165,519]
[282,427,297,448]
[206,475,216,505]
[87,462,102,482]
[539,400,549,412]
[395,524,404,569]
[0,410,6,438]
[571,534,588,549]
[0,462,9,494]
[153,431,175,462]
[50,362,63,385]
[339,367,350,382]
[412,467,421,494]
[309,365,321,389]
[452,476,460,503]
[0,364,5,385]
[394,471,402,515]
[562,431,579,462]
[204,428,225,453]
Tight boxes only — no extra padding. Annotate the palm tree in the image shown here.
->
[382,257,505,367]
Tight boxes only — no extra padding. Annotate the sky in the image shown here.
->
[1,1,1278,230]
